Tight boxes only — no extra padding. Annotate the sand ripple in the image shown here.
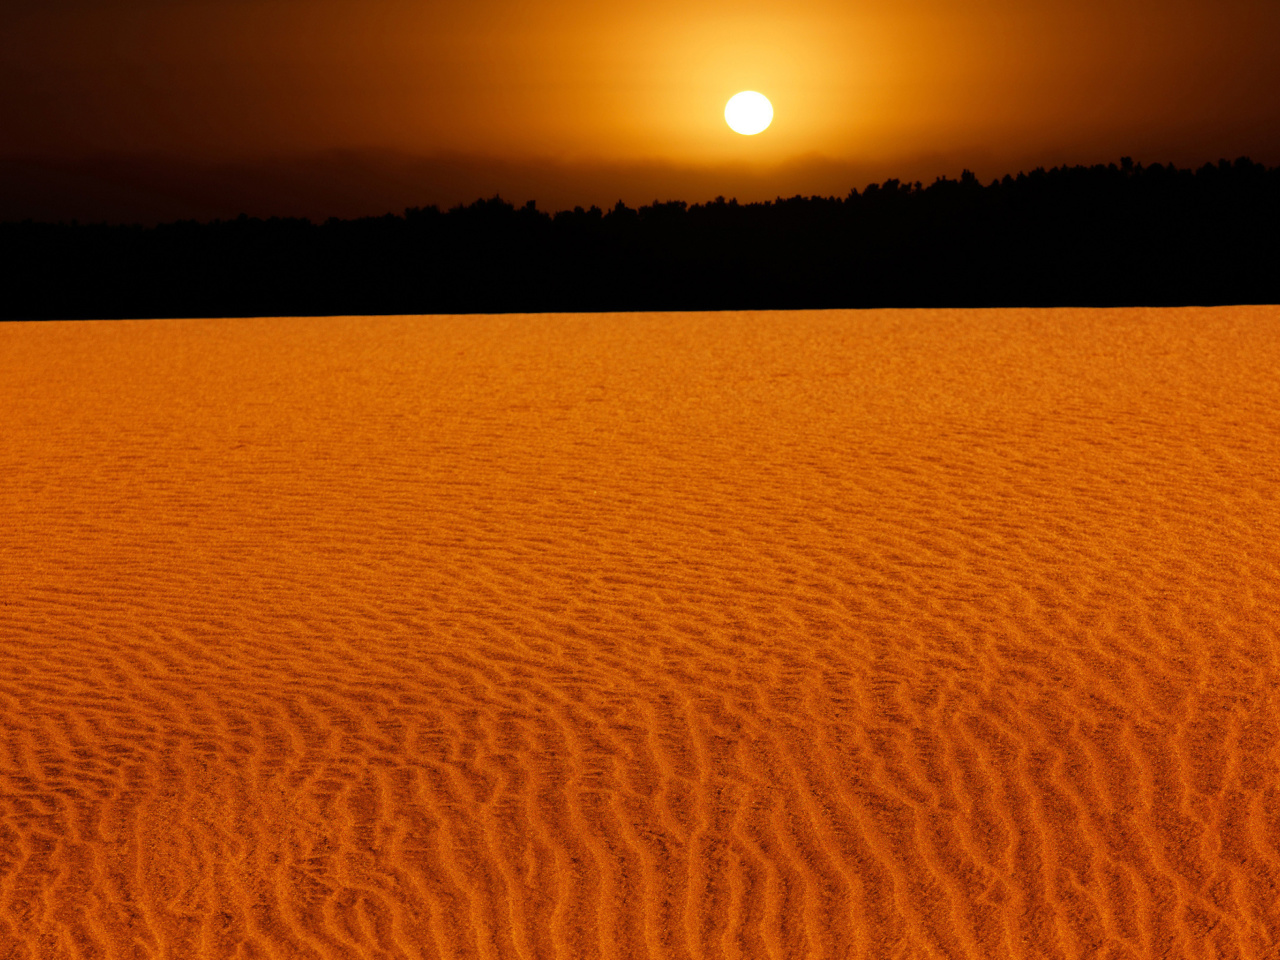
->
[2,308,1279,959]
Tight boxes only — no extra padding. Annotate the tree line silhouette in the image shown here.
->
[3,156,1277,319]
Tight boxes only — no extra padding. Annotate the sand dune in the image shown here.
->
[2,307,1279,959]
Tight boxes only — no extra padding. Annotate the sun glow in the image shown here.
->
[724,91,774,135]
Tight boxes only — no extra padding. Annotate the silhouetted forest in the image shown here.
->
[3,157,1278,318]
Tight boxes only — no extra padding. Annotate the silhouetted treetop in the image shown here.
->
[4,157,1278,318]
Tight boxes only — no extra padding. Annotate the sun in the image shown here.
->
[725,91,774,136]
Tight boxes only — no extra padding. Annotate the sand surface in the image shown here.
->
[2,308,1280,960]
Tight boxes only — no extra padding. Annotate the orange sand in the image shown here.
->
[2,308,1280,959]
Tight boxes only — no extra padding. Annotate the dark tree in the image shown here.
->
[3,158,1278,319]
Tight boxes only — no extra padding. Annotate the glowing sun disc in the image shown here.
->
[725,91,773,135]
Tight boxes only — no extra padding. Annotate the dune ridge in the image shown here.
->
[2,307,1279,959]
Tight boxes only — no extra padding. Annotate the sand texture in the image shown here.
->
[3,308,1280,960]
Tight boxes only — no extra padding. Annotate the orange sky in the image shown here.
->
[3,0,1279,216]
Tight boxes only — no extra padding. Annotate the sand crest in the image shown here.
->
[2,307,1279,959]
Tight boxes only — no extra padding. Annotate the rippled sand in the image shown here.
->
[3,308,1279,959]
